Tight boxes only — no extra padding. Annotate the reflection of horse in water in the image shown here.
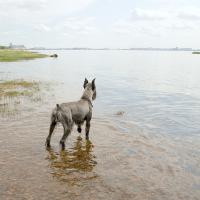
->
[46,136,97,181]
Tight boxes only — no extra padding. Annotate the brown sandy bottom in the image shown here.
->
[0,111,200,200]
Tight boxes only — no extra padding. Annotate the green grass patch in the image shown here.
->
[0,49,48,62]
[192,51,200,54]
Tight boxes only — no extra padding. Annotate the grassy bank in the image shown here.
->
[0,49,48,62]
[192,51,200,54]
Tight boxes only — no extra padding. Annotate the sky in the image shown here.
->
[1,0,200,48]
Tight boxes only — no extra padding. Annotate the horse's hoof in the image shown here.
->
[46,140,50,148]
[86,135,89,140]
[77,127,82,133]
[60,141,65,150]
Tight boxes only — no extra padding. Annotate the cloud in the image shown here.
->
[131,8,167,21]
[30,17,96,36]
[34,24,51,32]
[112,7,200,38]
[0,0,47,11]
[0,0,96,34]
[0,0,95,13]
[0,0,97,48]
[55,17,96,35]
[113,20,162,37]
[64,17,94,31]
[1,0,200,48]
[177,9,200,20]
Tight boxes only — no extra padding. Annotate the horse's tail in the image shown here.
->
[51,104,62,123]
[56,104,60,110]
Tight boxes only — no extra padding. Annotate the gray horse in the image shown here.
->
[46,78,96,149]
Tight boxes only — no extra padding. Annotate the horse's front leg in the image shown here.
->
[77,124,82,133]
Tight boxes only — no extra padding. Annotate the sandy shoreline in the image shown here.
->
[0,111,199,200]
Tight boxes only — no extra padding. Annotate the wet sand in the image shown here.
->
[0,109,200,200]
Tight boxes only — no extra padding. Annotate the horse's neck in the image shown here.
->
[81,89,92,101]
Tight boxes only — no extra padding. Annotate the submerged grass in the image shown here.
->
[0,49,48,62]
[0,80,40,98]
[0,79,42,116]
[0,80,39,88]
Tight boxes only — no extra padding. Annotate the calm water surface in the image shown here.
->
[0,50,200,200]
[1,50,200,136]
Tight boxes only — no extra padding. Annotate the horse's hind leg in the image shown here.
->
[85,120,91,140]
[60,124,72,150]
[46,121,56,148]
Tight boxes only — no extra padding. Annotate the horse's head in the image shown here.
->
[83,78,96,101]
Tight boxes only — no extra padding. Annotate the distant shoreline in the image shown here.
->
[28,48,198,52]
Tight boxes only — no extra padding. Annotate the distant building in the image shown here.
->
[9,43,26,49]
[29,47,46,50]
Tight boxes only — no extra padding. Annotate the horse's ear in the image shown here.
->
[92,78,96,90]
[83,78,88,88]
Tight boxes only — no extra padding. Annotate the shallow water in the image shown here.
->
[0,50,200,199]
